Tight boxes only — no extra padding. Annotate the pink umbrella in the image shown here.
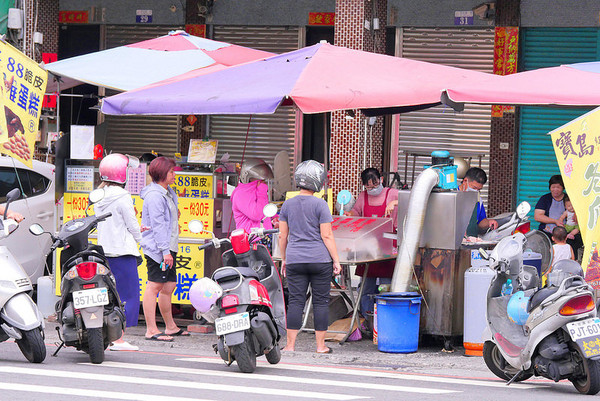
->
[45,30,273,92]
[441,62,600,109]
[102,42,493,116]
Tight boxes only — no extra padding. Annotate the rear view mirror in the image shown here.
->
[516,201,531,219]
[6,188,20,203]
[88,188,105,205]
[188,219,204,234]
[3,188,20,220]
[29,224,44,236]
[262,203,278,218]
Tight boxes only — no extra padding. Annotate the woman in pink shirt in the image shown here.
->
[345,168,399,325]
[230,158,274,233]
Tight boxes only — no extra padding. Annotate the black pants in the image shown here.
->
[286,262,332,331]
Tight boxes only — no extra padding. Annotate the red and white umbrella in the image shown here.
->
[45,30,273,92]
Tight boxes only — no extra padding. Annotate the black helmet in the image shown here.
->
[294,160,326,192]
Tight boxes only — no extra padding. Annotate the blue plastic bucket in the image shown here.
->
[375,292,421,353]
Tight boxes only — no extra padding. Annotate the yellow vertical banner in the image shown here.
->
[0,41,47,166]
[550,107,600,287]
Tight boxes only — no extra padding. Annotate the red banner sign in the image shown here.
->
[59,11,89,24]
[42,53,57,109]
[308,12,335,26]
[492,27,519,117]
[185,24,206,38]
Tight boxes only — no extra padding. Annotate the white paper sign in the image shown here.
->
[70,125,95,160]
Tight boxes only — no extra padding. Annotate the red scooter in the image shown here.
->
[189,204,286,373]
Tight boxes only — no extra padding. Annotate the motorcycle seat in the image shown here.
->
[528,286,559,312]
[528,277,586,312]
[213,267,260,282]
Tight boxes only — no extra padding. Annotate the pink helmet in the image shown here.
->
[99,153,140,184]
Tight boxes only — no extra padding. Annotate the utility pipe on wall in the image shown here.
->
[390,167,439,292]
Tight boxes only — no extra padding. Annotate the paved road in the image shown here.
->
[0,334,587,401]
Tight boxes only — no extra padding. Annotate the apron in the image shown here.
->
[355,188,396,278]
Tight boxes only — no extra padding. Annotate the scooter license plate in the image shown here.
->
[72,288,109,309]
[215,312,250,336]
[567,318,600,358]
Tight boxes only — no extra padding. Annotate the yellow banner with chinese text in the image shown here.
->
[0,41,47,166]
[59,193,212,303]
[550,107,600,286]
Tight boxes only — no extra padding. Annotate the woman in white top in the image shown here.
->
[95,153,143,351]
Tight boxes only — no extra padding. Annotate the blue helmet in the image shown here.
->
[507,290,530,325]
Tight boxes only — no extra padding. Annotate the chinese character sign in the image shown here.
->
[550,107,600,285]
[0,41,47,167]
[171,172,214,198]
[491,27,519,118]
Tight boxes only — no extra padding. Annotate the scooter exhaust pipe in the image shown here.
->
[251,312,277,352]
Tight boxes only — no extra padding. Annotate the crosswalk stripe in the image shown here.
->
[0,381,213,401]
[179,357,542,389]
[0,366,364,400]
[99,361,458,395]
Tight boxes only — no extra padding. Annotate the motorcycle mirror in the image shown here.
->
[479,247,490,260]
[29,223,45,236]
[88,188,105,205]
[3,188,20,219]
[85,188,105,217]
[516,201,531,219]
[262,203,278,218]
[188,219,205,234]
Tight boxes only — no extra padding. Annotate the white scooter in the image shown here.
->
[0,188,46,363]
[480,201,530,242]
[481,203,600,394]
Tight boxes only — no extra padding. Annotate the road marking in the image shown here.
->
[99,361,458,395]
[179,357,541,389]
[0,381,212,401]
[0,366,364,401]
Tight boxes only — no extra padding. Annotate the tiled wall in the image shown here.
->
[331,0,387,195]
[39,0,60,58]
[489,114,518,216]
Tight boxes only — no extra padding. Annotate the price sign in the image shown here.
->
[179,198,213,239]
[63,192,94,221]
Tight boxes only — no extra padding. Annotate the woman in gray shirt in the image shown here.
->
[279,160,341,354]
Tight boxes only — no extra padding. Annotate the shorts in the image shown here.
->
[146,252,177,283]
[565,224,579,233]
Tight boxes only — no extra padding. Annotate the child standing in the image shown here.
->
[559,194,580,240]
[551,226,575,267]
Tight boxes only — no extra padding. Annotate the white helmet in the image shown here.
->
[239,158,274,184]
[294,160,326,192]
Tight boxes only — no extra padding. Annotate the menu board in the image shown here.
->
[65,166,94,193]
[187,139,218,163]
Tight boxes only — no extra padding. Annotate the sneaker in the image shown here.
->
[109,341,139,351]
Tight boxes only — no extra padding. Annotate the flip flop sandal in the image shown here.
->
[316,348,333,354]
[145,332,174,342]
[166,328,190,336]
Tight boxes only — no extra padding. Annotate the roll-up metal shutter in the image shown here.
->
[104,115,179,157]
[102,25,183,157]
[397,27,494,205]
[210,26,299,168]
[517,28,597,213]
